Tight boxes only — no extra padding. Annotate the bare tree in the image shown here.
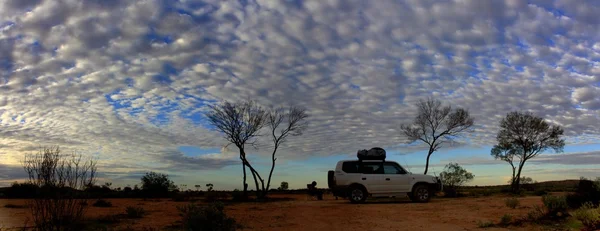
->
[22,146,97,231]
[493,111,565,192]
[205,100,268,199]
[400,97,474,174]
[264,106,309,196]
[491,142,522,188]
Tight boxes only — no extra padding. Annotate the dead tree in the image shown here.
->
[264,106,309,196]
[400,97,474,175]
[22,146,97,231]
[205,100,268,199]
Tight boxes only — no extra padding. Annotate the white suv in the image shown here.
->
[327,160,443,203]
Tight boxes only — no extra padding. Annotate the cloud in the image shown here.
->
[0,0,600,185]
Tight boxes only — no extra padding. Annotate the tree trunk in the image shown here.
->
[242,156,265,199]
[424,149,434,175]
[514,161,526,193]
[265,144,279,197]
[240,155,247,198]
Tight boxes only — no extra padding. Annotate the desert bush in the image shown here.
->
[571,202,600,231]
[566,178,600,209]
[171,193,189,202]
[177,202,237,231]
[534,190,548,196]
[505,197,520,209]
[476,220,494,228]
[125,206,146,219]
[499,214,512,227]
[231,189,246,202]
[481,190,494,197]
[439,163,474,198]
[526,205,546,223]
[204,191,228,202]
[542,195,569,218]
[93,199,113,207]
[4,204,27,209]
[4,182,39,198]
[96,214,120,224]
[22,146,97,231]
[140,172,178,198]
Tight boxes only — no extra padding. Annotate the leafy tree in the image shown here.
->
[400,97,474,174]
[278,181,289,191]
[439,162,474,196]
[492,111,565,192]
[206,183,214,192]
[491,142,520,187]
[205,100,268,198]
[140,171,177,198]
[265,106,308,196]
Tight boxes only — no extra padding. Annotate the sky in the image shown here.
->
[0,0,600,191]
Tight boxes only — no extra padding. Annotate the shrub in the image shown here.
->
[231,189,246,202]
[177,202,237,231]
[499,214,512,227]
[439,163,474,197]
[542,195,568,218]
[481,190,493,196]
[476,220,494,228]
[3,204,27,209]
[125,206,146,219]
[22,146,97,231]
[571,202,600,231]
[567,178,600,209]
[505,197,520,209]
[204,191,227,202]
[534,190,548,196]
[171,193,189,202]
[96,214,120,224]
[93,199,113,207]
[526,205,546,223]
[140,172,178,198]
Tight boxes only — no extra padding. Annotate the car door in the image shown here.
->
[381,162,411,193]
[358,162,385,194]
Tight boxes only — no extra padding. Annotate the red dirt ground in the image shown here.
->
[0,193,565,231]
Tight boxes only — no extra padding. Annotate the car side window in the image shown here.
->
[342,161,359,173]
[383,163,407,174]
[359,163,383,174]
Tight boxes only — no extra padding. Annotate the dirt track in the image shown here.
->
[0,194,555,230]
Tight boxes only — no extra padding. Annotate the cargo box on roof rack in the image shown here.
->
[357,147,386,161]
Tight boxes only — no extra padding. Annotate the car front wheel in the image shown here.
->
[348,186,367,203]
[410,185,431,203]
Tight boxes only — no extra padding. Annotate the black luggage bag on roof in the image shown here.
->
[357,147,386,161]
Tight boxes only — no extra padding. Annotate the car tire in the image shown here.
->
[348,186,367,204]
[410,184,431,203]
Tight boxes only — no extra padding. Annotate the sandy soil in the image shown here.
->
[0,194,559,231]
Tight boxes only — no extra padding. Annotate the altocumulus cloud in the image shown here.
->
[1,0,600,183]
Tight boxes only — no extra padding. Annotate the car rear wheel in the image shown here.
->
[348,186,367,203]
[410,184,431,203]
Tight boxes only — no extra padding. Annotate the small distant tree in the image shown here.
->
[439,162,474,197]
[22,146,97,231]
[140,172,177,198]
[278,182,289,191]
[400,98,474,174]
[492,111,565,192]
[195,185,201,191]
[206,183,214,192]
